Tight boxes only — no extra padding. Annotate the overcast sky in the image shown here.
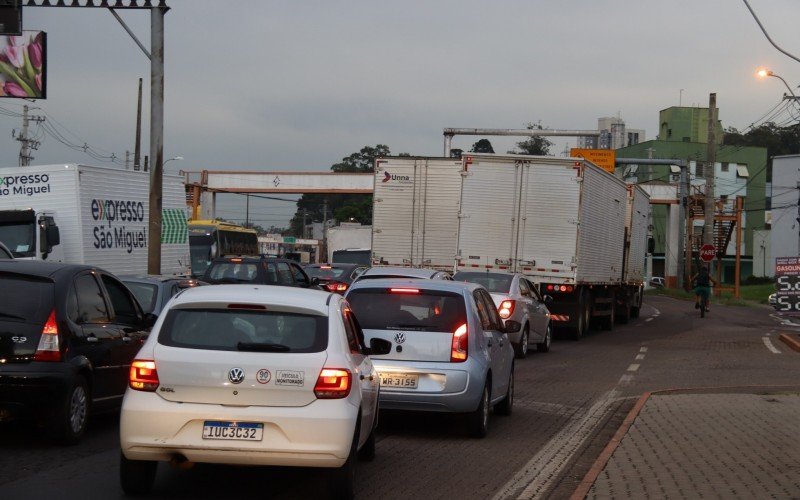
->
[1,0,799,227]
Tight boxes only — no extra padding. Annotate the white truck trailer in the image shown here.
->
[371,157,463,270]
[0,164,189,275]
[455,153,649,339]
[326,222,372,263]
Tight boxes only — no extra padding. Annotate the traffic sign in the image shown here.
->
[700,244,716,262]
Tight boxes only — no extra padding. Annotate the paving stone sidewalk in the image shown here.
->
[587,393,800,499]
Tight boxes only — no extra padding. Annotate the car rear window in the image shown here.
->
[206,262,260,283]
[306,267,347,279]
[124,282,159,314]
[0,275,53,323]
[453,272,513,293]
[158,308,328,353]
[347,288,466,332]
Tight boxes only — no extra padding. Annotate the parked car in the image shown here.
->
[304,263,368,294]
[0,241,12,259]
[0,261,153,444]
[354,266,452,282]
[120,275,206,316]
[345,279,516,438]
[119,285,391,497]
[649,277,665,288]
[201,256,319,289]
[454,271,552,357]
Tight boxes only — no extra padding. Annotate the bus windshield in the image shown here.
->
[188,223,259,277]
[189,234,214,277]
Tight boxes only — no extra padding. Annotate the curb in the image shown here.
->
[779,332,800,352]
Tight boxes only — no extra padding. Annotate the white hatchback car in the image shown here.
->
[119,285,390,498]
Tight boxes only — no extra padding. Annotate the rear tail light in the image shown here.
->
[130,360,160,391]
[451,323,468,362]
[545,284,573,293]
[314,368,352,399]
[498,299,515,319]
[325,281,348,293]
[34,310,61,362]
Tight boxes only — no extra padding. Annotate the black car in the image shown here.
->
[0,261,153,444]
[304,263,368,294]
[120,275,206,316]
[202,256,319,289]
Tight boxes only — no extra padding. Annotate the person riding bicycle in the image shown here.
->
[691,265,717,311]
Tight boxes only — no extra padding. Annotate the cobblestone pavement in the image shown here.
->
[587,393,800,499]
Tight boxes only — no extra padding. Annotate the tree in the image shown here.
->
[509,122,553,156]
[723,122,800,181]
[289,145,406,235]
[470,139,495,153]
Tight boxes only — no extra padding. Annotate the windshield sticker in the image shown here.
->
[275,370,304,387]
[256,369,272,384]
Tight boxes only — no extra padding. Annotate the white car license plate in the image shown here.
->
[202,421,264,441]
[379,373,419,389]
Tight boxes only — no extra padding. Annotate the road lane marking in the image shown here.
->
[640,347,648,353]
[769,314,800,328]
[627,364,640,372]
[645,318,653,322]
[493,390,622,500]
[619,374,634,384]
[762,336,782,354]
[635,354,645,360]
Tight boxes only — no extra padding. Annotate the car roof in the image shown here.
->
[169,284,335,315]
[348,278,480,294]
[359,266,443,279]
[0,260,100,278]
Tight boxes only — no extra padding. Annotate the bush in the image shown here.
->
[742,275,774,286]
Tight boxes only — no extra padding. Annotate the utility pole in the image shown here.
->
[16,105,44,166]
[147,5,167,275]
[245,194,250,228]
[704,93,717,248]
[134,77,143,171]
[322,198,329,262]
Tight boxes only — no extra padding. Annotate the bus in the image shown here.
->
[188,220,258,277]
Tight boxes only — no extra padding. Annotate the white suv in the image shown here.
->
[119,285,390,498]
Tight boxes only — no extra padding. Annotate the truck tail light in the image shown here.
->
[34,310,61,362]
[325,281,348,293]
[130,360,160,391]
[314,368,352,399]
[451,323,468,362]
[498,299,515,319]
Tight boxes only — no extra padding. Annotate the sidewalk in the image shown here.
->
[576,392,800,499]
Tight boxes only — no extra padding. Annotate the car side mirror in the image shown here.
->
[143,313,158,329]
[363,337,392,356]
[310,277,320,287]
[502,320,522,334]
[543,294,554,304]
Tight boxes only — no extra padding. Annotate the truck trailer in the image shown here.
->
[455,153,649,339]
[0,164,189,275]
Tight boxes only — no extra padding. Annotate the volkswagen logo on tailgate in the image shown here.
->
[228,367,245,384]
[393,332,406,344]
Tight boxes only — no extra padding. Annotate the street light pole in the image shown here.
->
[147,4,167,275]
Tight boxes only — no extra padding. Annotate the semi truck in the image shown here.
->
[455,153,649,339]
[371,157,463,270]
[0,164,190,275]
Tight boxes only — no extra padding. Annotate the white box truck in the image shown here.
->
[371,157,463,270]
[0,164,189,275]
[326,223,372,264]
[456,153,649,339]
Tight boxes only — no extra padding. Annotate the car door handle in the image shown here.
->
[122,336,132,343]
[86,335,98,343]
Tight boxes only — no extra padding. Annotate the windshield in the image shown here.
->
[0,221,36,258]
[347,289,466,332]
[205,261,262,283]
[0,275,53,323]
[332,249,371,265]
[306,267,347,279]
[123,282,159,314]
[453,272,513,293]
[189,234,214,277]
[158,308,327,353]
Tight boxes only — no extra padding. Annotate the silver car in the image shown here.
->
[454,272,552,358]
[346,279,515,438]
[355,266,452,281]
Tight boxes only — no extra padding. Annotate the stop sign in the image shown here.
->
[700,244,716,262]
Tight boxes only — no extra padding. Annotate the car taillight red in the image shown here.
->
[451,323,468,362]
[498,299,515,319]
[34,310,61,362]
[314,368,352,399]
[129,360,160,391]
[325,281,348,293]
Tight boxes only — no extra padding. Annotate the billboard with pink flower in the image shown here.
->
[0,31,46,99]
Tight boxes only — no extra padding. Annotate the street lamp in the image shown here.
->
[163,156,184,167]
[756,68,799,101]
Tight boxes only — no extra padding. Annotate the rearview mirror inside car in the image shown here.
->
[364,337,392,356]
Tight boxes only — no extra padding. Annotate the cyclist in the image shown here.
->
[691,265,717,311]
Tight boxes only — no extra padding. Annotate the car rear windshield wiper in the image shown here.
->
[236,342,291,352]
[0,311,27,321]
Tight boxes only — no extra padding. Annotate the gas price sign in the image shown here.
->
[775,257,800,313]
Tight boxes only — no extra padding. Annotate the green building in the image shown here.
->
[617,106,767,284]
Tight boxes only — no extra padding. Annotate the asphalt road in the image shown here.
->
[1,295,797,499]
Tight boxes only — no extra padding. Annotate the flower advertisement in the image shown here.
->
[0,31,46,99]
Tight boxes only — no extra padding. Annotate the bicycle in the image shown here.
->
[699,290,708,318]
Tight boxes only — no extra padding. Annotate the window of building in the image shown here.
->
[736,165,749,178]
[721,162,729,172]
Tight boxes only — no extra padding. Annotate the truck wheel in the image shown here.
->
[572,293,588,340]
[514,326,529,359]
[603,303,615,331]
